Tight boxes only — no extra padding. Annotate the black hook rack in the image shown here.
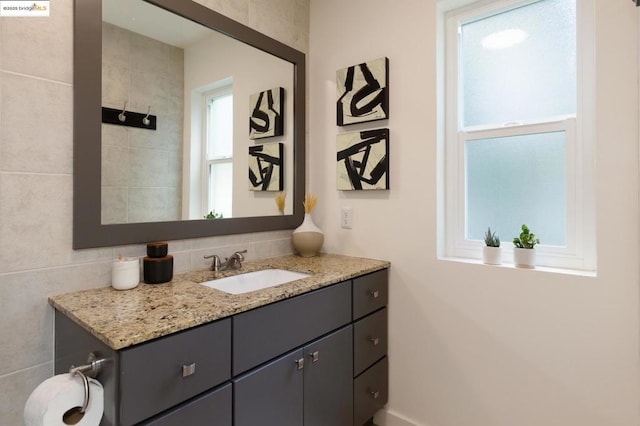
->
[102,106,157,130]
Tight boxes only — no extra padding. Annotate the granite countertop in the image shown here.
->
[49,253,390,351]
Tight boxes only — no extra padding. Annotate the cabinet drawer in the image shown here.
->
[233,281,351,375]
[354,357,388,426]
[354,308,387,377]
[353,269,388,320]
[141,383,232,426]
[119,318,231,426]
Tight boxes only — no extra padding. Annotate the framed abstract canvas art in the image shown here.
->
[337,128,389,190]
[249,87,284,139]
[336,57,389,126]
[249,143,284,191]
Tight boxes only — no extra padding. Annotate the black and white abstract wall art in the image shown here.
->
[249,143,284,191]
[249,87,284,139]
[336,128,389,191]
[336,57,389,126]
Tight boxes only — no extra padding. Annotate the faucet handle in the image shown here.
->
[235,249,247,261]
[203,254,221,271]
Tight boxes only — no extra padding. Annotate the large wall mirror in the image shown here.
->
[74,0,305,249]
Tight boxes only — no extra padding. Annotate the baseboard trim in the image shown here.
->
[374,409,427,426]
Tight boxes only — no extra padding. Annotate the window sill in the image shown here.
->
[438,256,597,278]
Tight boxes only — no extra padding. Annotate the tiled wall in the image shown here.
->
[102,22,184,224]
[0,0,308,423]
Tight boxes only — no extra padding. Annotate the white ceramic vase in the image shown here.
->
[513,248,536,269]
[482,246,502,265]
[292,213,324,257]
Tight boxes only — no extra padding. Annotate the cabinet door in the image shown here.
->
[304,326,353,426]
[233,348,304,426]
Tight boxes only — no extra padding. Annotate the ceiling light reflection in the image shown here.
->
[481,28,528,49]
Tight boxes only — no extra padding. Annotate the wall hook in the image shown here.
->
[102,105,157,130]
[118,102,128,122]
[142,106,151,126]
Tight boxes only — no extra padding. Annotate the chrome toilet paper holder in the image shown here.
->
[68,353,107,414]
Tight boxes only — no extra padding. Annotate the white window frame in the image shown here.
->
[440,0,596,271]
[202,86,233,217]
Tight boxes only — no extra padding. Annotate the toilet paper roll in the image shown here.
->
[24,373,104,426]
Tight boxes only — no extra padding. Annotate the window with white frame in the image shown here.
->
[204,87,233,219]
[442,0,595,270]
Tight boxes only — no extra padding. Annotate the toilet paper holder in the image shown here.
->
[68,353,107,414]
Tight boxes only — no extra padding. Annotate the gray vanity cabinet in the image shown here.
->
[53,267,389,426]
[141,383,232,426]
[118,318,231,425]
[53,313,232,426]
[352,269,389,425]
[232,281,353,426]
[233,326,353,426]
[232,280,352,376]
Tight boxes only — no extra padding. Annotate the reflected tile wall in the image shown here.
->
[102,23,184,224]
[0,0,308,424]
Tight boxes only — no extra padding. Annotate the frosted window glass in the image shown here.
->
[466,132,566,246]
[460,0,576,127]
[209,162,232,218]
[207,94,233,159]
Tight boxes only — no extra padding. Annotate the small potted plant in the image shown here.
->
[512,224,540,268]
[482,227,502,265]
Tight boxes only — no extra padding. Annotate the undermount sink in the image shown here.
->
[199,269,310,294]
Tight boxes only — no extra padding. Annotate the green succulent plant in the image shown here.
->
[512,224,540,249]
[204,210,223,219]
[483,227,500,247]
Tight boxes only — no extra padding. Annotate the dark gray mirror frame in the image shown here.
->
[73,0,306,249]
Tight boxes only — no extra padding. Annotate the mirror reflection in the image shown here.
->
[101,0,294,224]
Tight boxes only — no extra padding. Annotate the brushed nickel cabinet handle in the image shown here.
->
[295,358,305,370]
[182,363,196,378]
[369,390,380,399]
[310,351,319,363]
[369,337,380,346]
[368,290,380,299]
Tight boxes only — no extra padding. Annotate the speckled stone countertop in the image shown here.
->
[49,253,390,351]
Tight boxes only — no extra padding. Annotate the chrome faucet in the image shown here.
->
[204,249,247,271]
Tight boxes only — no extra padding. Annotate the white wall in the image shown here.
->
[0,0,308,424]
[309,0,640,425]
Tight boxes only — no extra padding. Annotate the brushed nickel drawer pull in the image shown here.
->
[182,363,196,378]
[369,337,380,346]
[310,351,319,363]
[295,358,305,370]
[368,290,380,299]
[369,390,380,399]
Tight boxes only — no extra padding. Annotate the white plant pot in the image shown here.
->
[482,246,502,265]
[513,248,536,269]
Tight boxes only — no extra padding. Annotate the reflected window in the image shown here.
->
[204,86,233,218]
